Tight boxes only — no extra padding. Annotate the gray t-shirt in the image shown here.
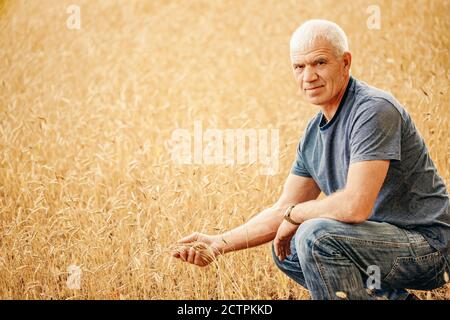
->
[291,76,449,253]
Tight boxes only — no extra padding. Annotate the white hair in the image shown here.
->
[290,19,349,57]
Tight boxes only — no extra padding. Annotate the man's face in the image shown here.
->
[291,38,351,107]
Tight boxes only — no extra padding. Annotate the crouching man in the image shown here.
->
[172,19,449,300]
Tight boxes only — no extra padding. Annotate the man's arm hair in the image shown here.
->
[214,174,321,254]
[291,160,389,224]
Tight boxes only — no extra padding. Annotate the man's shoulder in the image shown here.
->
[353,77,396,104]
[351,77,407,120]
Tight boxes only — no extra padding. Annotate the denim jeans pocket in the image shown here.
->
[382,250,446,290]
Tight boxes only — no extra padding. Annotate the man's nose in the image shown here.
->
[303,66,318,83]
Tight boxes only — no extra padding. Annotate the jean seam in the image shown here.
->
[382,257,400,283]
[322,234,412,248]
[311,233,438,293]
[401,229,430,255]
[311,234,341,299]
[382,251,442,284]
[432,251,445,288]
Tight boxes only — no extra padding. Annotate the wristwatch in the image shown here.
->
[284,205,301,225]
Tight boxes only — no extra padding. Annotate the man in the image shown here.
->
[172,19,449,300]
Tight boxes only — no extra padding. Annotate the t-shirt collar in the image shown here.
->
[319,76,354,131]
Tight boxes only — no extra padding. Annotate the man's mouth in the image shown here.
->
[305,85,324,91]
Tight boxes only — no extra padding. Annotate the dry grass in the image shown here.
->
[0,0,448,300]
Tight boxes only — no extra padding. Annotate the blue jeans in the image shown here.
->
[272,218,449,300]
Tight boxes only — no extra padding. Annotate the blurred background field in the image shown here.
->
[0,0,448,299]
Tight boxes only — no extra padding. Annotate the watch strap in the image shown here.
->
[284,205,301,225]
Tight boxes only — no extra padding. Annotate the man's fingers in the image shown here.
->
[274,238,280,258]
[278,248,285,261]
[180,248,188,262]
[177,232,199,244]
[282,241,290,260]
[279,246,285,261]
[172,233,213,266]
[286,242,291,257]
[194,252,204,266]
[275,237,286,261]
[187,247,196,264]
[277,240,291,261]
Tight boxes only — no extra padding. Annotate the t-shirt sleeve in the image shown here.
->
[291,137,312,177]
[350,98,402,163]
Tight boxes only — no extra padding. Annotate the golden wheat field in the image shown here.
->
[0,0,449,300]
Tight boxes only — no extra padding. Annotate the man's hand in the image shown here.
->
[171,232,222,267]
[273,220,300,262]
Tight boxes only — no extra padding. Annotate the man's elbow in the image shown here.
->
[346,201,372,224]
[346,213,370,224]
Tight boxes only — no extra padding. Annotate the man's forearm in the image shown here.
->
[213,206,285,254]
[211,175,322,255]
[291,189,369,224]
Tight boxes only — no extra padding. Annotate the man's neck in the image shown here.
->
[321,76,350,122]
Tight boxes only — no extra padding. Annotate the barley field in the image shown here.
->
[0,0,448,300]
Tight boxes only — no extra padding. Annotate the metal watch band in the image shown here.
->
[284,205,301,225]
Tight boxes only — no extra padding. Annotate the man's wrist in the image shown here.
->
[211,235,227,255]
[283,205,301,225]
[290,204,305,225]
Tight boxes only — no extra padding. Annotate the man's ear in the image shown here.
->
[343,51,352,72]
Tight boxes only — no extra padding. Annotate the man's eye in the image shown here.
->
[317,61,326,65]
[295,65,304,70]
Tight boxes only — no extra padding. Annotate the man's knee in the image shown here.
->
[294,218,344,258]
[271,240,299,274]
